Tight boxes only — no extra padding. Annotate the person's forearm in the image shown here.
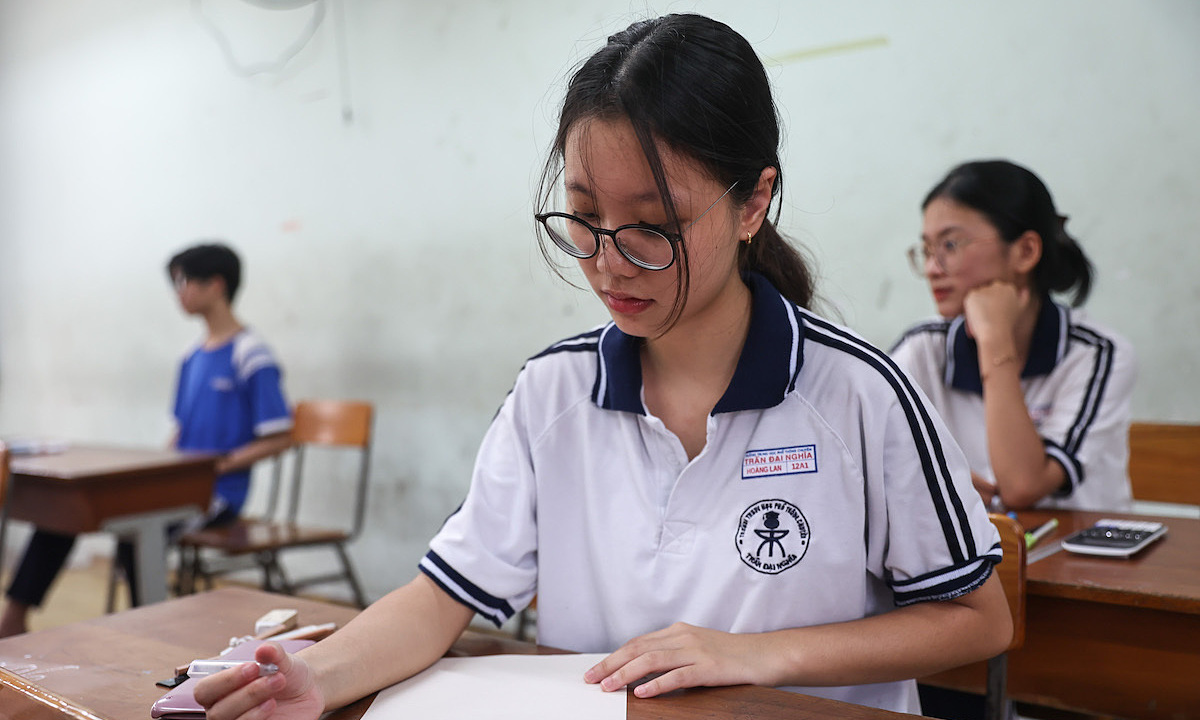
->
[302,574,474,711]
[974,334,1058,508]
[982,372,1051,508]
[215,432,292,475]
[761,574,1011,688]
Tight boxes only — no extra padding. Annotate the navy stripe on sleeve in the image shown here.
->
[891,554,997,606]
[1044,439,1083,495]
[531,327,603,360]
[419,550,515,627]
[800,309,977,565]
[887,320,949,355]
[1063,326,1115,455]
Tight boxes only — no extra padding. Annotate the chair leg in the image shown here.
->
[174,546,189,596]
[257,551,295,595]
[105,561,121,614]
[189,546,214,592]
[985,653,1011,720]
[334,543,368,608]
[515,607,535,642]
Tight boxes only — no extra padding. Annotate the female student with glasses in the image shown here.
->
[196,15,1010,719]
[891,160,1137,512]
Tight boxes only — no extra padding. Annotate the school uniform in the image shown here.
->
[889,299,1136,511]
[420,272,999,714]
[173,329,293,516]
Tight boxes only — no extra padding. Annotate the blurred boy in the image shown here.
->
[0,242,291,636]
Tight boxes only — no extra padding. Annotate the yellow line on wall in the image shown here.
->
[765,36,890,65]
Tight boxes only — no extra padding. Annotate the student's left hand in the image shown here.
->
[583,622,768,698]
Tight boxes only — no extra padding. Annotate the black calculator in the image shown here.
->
[1061,518,1167,558]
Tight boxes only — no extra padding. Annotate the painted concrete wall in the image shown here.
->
[2,0,1197,604]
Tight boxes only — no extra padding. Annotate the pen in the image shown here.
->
[188,660,279,677]
[1025,518,1059,549]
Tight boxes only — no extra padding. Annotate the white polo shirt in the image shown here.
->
[890,299,1136,511]
[421,273,1000,713]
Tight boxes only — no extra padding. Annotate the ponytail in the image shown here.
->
[1036,215,1093,306]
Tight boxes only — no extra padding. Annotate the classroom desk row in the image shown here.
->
[922,509,1200,719]
[1,445,1197,719]
[0,587,912,720]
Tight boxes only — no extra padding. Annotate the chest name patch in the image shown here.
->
[741,444,817,479]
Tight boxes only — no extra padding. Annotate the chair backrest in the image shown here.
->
[988,513,1026,652]
[292,400,373,448]
[1128,422,1200,506]
[283,400,374,537]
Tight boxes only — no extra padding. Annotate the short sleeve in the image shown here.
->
[232,333,292,437]
[420,376,539,627]
[1038,328,1137,503]
[869,369,1001,607]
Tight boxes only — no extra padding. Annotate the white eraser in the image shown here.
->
[254,608,299,636]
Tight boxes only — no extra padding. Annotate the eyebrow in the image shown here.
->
[564,180,677,207]
[921,226,967,242]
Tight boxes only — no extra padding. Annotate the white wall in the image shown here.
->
[2,0,1197,603]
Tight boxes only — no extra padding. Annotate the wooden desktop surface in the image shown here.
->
[922,509,1200,719]
[7,444,216,534]
[0,587,916,720]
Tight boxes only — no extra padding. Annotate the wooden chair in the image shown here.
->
[919,513,1026,720]
[982,513,1026,720]
[177,400,374,607]
[1128,422,1200,507]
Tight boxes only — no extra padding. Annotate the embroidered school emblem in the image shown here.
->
[734,499,809,575]
[741,444,818,479]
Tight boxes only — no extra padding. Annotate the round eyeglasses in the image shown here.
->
[535,181,738,272]
[536,213,677,270]
[906,237,981,277]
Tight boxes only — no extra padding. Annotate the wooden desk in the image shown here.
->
[923,509,1200,719]
[4,445,217,605]
[0,587,917,720]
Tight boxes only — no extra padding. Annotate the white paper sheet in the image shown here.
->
[360,653,625,720]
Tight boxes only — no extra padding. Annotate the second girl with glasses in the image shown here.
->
[196,14,1010,719]
[891,160,1137,512]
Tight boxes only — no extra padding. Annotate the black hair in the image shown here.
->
[166,242,242,303]
[536,13,815,329]
[922,159,1094,306]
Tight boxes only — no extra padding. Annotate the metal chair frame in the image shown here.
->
[176,400,374,608]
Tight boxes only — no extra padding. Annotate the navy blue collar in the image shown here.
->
[593,272,805,415]
[945,296,1069,395]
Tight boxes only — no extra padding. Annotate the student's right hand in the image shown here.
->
[194,641,324,720]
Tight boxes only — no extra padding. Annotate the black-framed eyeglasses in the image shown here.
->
[535,181,738,271]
